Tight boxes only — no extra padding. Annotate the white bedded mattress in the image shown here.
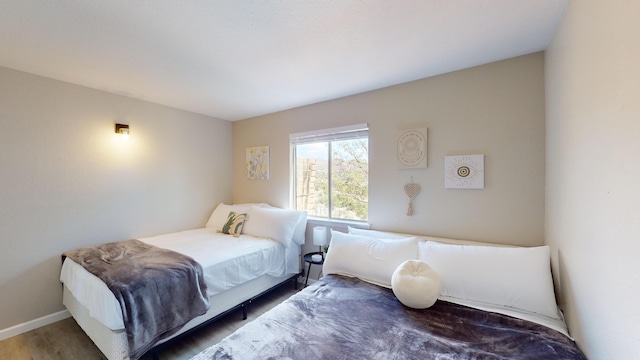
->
[60,228,296,331]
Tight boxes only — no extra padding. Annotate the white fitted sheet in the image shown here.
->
[60,228,297,331]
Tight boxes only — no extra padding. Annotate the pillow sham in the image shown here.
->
[419,241,560,319]
[251,203,307,245]
[391,260,441,309]
[291,211,307,245]
[347,226,410,239]
[242,206,303,247]
[206,203,256,230]
[323,230,419,288]
[219,212,247,237]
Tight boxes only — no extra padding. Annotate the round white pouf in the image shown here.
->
[391,260,441,309]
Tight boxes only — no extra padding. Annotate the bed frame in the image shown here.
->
[63,273,300,360]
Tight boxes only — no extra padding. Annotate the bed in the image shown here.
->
[59,203,307,360]
[190,228,587,360]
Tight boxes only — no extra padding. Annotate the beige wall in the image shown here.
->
[0,67,232,331]
[545,0,640,359]
[234,53,546,248]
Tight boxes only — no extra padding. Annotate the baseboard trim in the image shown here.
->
[0,310,71,341]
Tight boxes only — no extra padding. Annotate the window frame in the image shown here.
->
[290,124,369,222]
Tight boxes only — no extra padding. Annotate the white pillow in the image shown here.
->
[242,206,303,247]
[419,241,560,319]
[348,226,411,239]
[254,203,307,245]
[323,230,419,288]
[391,260,441,309]
[205,203,256,230]
[291,211,307,245]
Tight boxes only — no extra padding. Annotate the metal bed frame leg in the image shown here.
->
[242,302,248,320]
[304,261,312,287]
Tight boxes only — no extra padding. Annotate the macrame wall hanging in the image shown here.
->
[404,177,421,216]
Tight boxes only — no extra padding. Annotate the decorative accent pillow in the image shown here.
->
[206,203,256,230]
[322,230,419,288]
[391,260,441,309]
[419,241,560,319]
[219,212,247,237]
[242,206,303,247]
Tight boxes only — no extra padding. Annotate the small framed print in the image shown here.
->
[397,128,427,169]
[246,146,269,180]
[444,154,484,189]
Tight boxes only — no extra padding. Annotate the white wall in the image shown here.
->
[545,0,640,358]
[0,67,232,331]
[233,53,546,248]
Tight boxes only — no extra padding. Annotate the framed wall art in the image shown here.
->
[246,146,269,180]
[444,154,484,189]
[397,127,427,169]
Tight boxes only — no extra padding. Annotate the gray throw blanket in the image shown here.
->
[191,274,586,360]
[63,239,210,360]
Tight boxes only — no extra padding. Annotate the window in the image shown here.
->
[291,124,369,221]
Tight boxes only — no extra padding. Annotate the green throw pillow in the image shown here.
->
[220,211,247,237]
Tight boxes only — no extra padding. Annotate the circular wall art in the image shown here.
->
[457,166,470,177]
[397,128,427,168]
[444,154,484,189]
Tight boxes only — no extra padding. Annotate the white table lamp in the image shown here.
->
[313,226,329,260]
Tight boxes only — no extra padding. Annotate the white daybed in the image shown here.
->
[189,228,586,360]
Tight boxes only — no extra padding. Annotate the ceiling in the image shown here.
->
[0,1,569,121]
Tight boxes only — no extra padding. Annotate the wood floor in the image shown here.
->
[0,284,299,360]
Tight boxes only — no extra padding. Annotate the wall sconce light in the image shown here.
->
[115,123,130,138]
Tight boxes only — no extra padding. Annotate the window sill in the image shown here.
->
[306,217,370,230]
